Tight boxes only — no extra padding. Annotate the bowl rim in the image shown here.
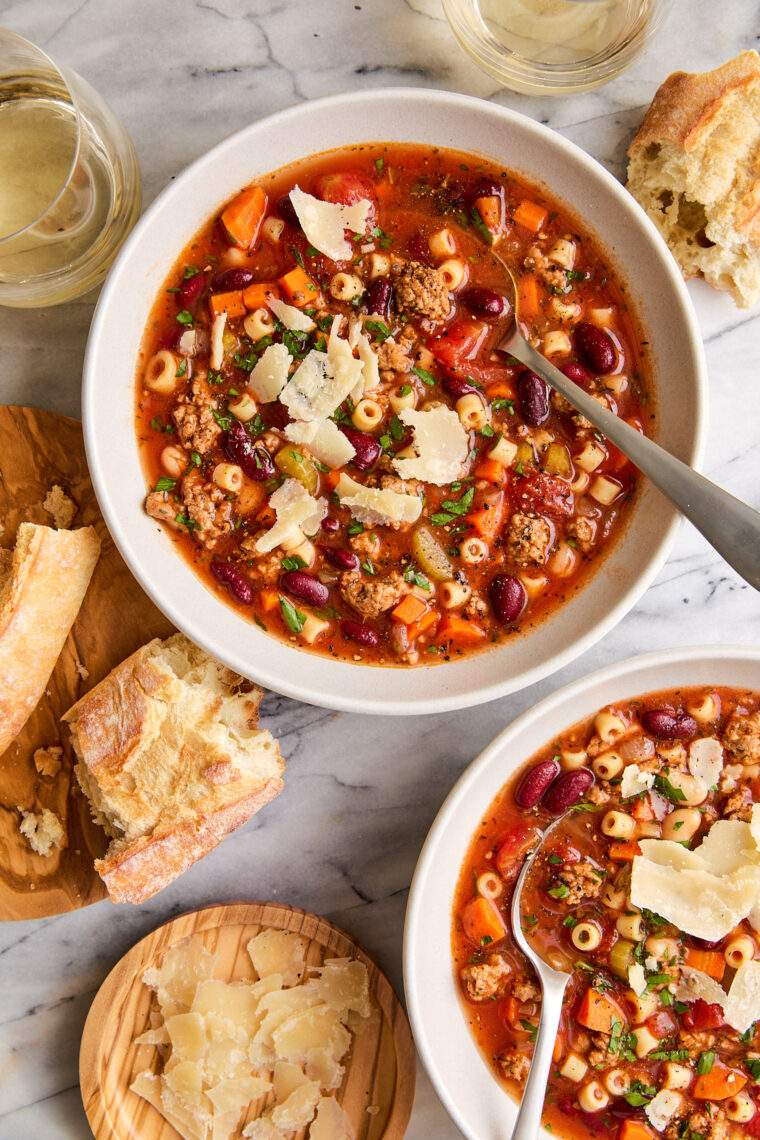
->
[82,86,708,715]
[403,642,760,1138]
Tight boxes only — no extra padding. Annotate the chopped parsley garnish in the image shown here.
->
[492,397,515,413]
[431,486,475,527]
[361,557,375,576]
[153,476,176,493]
[654,775,687,804]
[292,247,305,270]
[519,1019,537,1042]
[374,157,384,175]
[469,205,493,246]
[365,319,392,344]
[399,384,412,397]
[480,423,495,438]
[609,1017,623,1054]
[279,594,306,634]
[211,408,231,431]
[480,935,493,946]
[183,265,201,279]
[412,365,436,386]
[562,915,579,928]
[744,1058,760,1080]
[174,513,200,531]
[389,414,404,441]
[625,1080,655,1107]
[547,882,569,900]
[282,328,311,359]
[547,854,563,865]
[696,1050,715,1076]
[305,244,319,257]
[347,521,364,536]
[281,555,308,571]
[188,451,202,467]
[175,359,187,378]
[403,564,430,591]
[175,309,194,326]
[253,615,267,631]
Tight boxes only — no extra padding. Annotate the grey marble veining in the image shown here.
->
[0,1,759,1137]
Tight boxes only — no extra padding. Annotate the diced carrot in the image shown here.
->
[278,266,320,308]
[552,1037,562,1063]
[512,199,549,233]
[392,594,427,626]
[517,274,542,320]
[255,500,277,528]
[324,470,341,491]
[242,281,280,310]
[684,948,726,982]
[484,379,514,399]
[473,458,507,486]
[466,492,504,542]
[436,614,486,646]
[609,840,642,862]
[632,796,655,822]
[474,195,502,237]
[407,607,440,642]
[693,1060,747,1101]
[259,588,279,613]
[209,289,246,318]
[499,995,521,1026]
[461,896,507,947]
[221,185,268,249]
[619,1122,655,1140]
[576,988,623,1034]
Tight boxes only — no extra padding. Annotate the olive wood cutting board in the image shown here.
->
[80,900,416,1140]
[0,405,174,920]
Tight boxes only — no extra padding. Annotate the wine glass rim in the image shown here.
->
[0,28,83,244]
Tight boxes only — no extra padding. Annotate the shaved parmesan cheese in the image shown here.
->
[270,1081,321,1130]
[335,473,422,526]
[348,318,380,397]
[247,343,291,403]
[620,763,655,800]
[166,1012,208,1062]
[724,960,760,1033]
[248,929,308,989]
[289,185,371,262]
[272,1005,351,1065]
[689,736,723,787]
[305,1048,344,1090]
[645,1089,683,1133]
[143,938,217,1017]
[268,296,315,331]
[242,1121,288,1140]
[312,958,373,1020]
[676,966,728,1009]
[326,319,365,403]
[632,817,760,940]
[284,419,356,469]
[254,479,326,554]
[391,406,468,486]
[628,963,647,996]
[210,311,226,371]
[310,1096,355,1140]
[206,1075,271,1115]
[649,789,670,821]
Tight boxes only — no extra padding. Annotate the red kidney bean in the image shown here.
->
[575,323,616,374]
[178,270,207,308]
[321,515,340,533]
[441,373,479,399]
[223,421,274,480]
[281,570,329,607]
[641,709,698,740]
[514,757,561,809]
[212,267,256,292]
[489,575,526,624]
[542,768,594,814]
[341,620,380,648]
[406,234,431,264]
[340,426,381,470]
[561,361,591,386]
[463,178,503,206]
[211,562,254,604]
[517,369,549,426]
[367,278,391,317]
[277,194,300,227]
[319,545,360,572]
[461,286,506,317]
[260,402,291,430]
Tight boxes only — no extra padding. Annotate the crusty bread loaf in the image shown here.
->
[63,633,284,904]
[0,522,101,757]
[627,50,760,308]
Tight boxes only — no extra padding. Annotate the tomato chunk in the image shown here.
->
[431,319,488,369]
[314,170,376,209]
[680,998,725,1030]
[495,824,538,878]
[511,471,574,519]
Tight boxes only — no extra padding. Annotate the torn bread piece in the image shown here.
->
[63,633,284,904]
[43,484,77,529]
[0,523,101,757]
[627,50,760,307]
[18,807,65,856]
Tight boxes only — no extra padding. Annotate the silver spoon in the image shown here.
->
[496,263,760,591]
[509,817,573,1140]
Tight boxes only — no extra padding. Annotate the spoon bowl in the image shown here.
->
[494,257,760,592]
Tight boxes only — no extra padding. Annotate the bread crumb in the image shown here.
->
[75,661,89,680]
[43,484,77,529]
[366,1105,380,1115]
[34,746,63,778]
[18,808,65,855]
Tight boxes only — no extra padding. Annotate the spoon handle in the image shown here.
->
[510,969,569,1140]
[507,337,760,592]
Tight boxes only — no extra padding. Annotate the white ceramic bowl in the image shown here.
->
[404,644,760,1139]
[83,88,706,715]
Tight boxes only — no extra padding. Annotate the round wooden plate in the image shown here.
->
[0,405,174,920]
[80,901,416,1140]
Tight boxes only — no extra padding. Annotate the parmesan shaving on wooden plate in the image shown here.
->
[131,929,374,1140]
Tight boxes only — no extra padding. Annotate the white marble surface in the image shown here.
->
[0,1,759,1137]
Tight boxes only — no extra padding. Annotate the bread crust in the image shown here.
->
[0,523,101,757]
[628,50,760,157]
[63,633,284,904]
[95,777,284,904]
